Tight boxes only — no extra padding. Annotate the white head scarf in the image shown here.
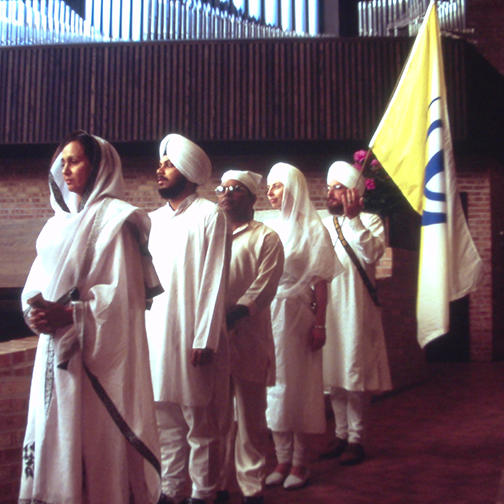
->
[159,133,212,185]
[266,162,340,298]
[49,135,125,214]
[327,160,366,196]
[221,169,262,195]
[23,134,132,307]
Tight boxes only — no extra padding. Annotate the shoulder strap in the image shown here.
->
[333,216,381,307]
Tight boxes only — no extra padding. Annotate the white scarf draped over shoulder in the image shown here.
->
[266,162,341,298]
[22,136,161,314]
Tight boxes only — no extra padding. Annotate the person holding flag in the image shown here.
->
[320,160,392,466]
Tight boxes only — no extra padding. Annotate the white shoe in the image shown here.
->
[283,469,311,490]
[265,470,287,486]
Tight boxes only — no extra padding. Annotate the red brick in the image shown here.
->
[0,463,21,482]
[0,398,28,414]
[0,379,31,398]
[0,479,20,504]
[0,447,21,465]
[0,354,12,368]
[0,414,28,431]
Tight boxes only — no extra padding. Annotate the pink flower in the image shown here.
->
[365,178,376,190]
[353,150,367,164]
[370,159,381,168]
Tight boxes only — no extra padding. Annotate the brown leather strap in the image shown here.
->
[333,216,381,307]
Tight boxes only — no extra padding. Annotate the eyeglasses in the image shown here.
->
[215,185,247,196]
[327,184,345,192]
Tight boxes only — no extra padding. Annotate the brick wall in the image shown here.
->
[0,337,37,504]
[0,150,493,361]
[378,248,426,388]
[457,166,493,361]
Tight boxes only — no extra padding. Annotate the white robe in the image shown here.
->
[265,220,338,435]
[228,220,284,386]
[146,195,230,407]
[263,163,342,435]
[323,213,392,393]
[19,199,162,504]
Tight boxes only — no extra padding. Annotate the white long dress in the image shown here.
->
[323,213,392,393]
[19,138,162,504]
[264,163,342,434]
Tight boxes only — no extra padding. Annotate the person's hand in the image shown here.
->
[191,348,214,366]
[342,188,364,219]
[27,302,73,335]
[310,326,326,351]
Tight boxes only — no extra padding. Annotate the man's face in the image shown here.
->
[327,179,347,215]
[157,155,188,199]
[216,179,254,220]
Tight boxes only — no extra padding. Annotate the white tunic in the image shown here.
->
[323,213,392,393]
[20,201,162,504]
[228,220,284,386]
[265,220,338,435]
[146,195,231,407]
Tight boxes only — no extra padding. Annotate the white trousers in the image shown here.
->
[271,431,308,467]
[219,377,268,497]
[329,388,369,444]
[155,401,220,502]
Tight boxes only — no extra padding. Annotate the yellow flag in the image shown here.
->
[369,1,483,347]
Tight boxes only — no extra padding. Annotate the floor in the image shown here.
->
[2,357,503,504]
[232,362,504,504]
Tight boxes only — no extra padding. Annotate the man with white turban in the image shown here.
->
[321,160,392,465]
[214,170,284,504]
[146,134,231,504]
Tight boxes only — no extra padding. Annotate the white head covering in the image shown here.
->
[266,162,341,298]
[159,133,212,185]
[49,135,125,214]
[24,134,139,307]
[221,169,262,195]
[327,160,366,196]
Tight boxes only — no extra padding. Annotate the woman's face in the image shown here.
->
[61,140,93,196]
[267,182,284,210]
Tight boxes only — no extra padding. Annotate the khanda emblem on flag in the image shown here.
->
[423,96,447,226]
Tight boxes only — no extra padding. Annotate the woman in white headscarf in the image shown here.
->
[19,131,162,504]
[264,163,341,490]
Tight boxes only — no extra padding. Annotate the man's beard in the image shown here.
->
[327,201,344,215]
[158,176,188,199]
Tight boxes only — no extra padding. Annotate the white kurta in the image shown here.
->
[19,200,162,504]
[146,194,230,407]
[219,220,284,496]
[228,220,284,386]
[323,213,392,393]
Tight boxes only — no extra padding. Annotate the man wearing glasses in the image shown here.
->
[146,134,231,504]
[214,170,284,504]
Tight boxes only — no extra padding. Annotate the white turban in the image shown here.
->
[221,169,263,195]
[159,133,212,185]
[327,161,366,196]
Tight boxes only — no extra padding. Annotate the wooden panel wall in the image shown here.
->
[0,37,467,145]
